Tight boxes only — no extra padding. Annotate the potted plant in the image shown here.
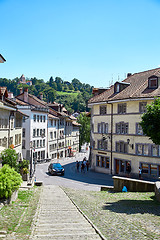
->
[22,167,29,181]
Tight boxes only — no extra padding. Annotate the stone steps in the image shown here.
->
[30,186,102,240]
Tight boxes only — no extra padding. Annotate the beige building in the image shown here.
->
[0,87,24,165]
[88,68,160,179]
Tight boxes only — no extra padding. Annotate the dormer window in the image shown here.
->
[148,76,158,89]
[114,82,130,94]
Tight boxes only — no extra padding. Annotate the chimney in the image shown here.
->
[19,88,23,94]
[8,92,14,98]
[40,92,43,101]
[24,88,28,102]
[127,73,132,77]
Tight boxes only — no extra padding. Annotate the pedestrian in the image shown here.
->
[81,161,85,173]
[139,167,142,179]
[83,158,87,172]
[126,163,131,177]
[76,161,80,172]
[86,160,90,171]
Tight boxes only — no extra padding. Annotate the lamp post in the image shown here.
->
[30,141,33,180]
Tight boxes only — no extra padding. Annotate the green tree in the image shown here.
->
[1,148,18,170]
[140,98,160,145]
[0,165,22,199]
[77,113,90,148]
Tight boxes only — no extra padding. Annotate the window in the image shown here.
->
[98,122,108,134]
[37,140,39,147]
[141,163,149,174]
[139,102,147,113]
[33,140,35,148]
[37,115,39,122]
[136,144,148,156]
[33,129,36,137]
[50,132,53,139]
[98,140,108,150]
[118,103,126,114]
[22,128,25,137]
[96,156,100,166]
[116,141,128,153]
[148,76,158,89]
[100,106,107,115]
[151,145,159,156]
[43,139,45,147]
[33,115,36,122]
[10,118,14,129]
[40,129,42,136]
[54,131,56,138]
[43,116,46,122]
[40,140,42,147]
[37,129,39,137]
[136,123,143,135]
[22,140,25,149]
[40,115,42,122]
[96,155,109,168]
[116,122,128,134]
[51,120,53,126]
[43,129,45,136]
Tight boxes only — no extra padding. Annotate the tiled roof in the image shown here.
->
[48,113,59,119]
[88,67,160,104]
[15,98,29,106]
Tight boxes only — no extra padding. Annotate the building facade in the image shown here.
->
[88,68,160,179]
[0,87,24,166]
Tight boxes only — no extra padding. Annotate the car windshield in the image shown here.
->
[53,163,62,168]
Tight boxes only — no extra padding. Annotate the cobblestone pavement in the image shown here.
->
[30,185,103,240]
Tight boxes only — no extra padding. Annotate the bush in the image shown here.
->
[17,159,29,173]
[0,165,22,199]
[1,148,18,170]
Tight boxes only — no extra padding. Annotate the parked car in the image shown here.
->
[48,163,65,176]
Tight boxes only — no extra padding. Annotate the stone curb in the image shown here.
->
[62,187,107,240]
[29,187,43,239]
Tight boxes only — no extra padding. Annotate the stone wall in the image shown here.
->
[155,181,160,202]
[113,176,155,192]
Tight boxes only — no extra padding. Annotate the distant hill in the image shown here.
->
[0,76,94,113]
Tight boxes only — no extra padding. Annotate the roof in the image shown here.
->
[16,110,29,117]
[72,121,81,126]
[48,113,59,119]
[88,67,160,104]
[15,98,29,106]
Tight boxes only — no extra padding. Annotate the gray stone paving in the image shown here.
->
[30,185,102,240]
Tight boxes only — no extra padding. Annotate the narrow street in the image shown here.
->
[35,151,113,191]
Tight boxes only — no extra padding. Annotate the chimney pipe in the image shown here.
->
[40,92,43,101]
[127,73,132,77]
[19,88,23,94]
[24,88,28,102]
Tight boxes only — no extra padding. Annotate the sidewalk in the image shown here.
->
[30,185,103,240]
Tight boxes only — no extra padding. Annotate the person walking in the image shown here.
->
[76,161,80,172]
[139,167,142,179]
[81,161,85,173]
[86,160,90,171]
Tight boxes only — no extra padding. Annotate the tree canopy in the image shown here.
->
[140,98,160,145]
[77,113,90,149]
[0,76,93,113]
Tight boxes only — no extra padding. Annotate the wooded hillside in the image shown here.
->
[0,76,93,113]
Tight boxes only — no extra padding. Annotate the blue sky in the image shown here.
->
[1,0,160,87]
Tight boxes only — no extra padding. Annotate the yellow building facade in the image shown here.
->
[88,68,160,179]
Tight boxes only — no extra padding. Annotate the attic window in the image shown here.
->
[115,84,120,93]
[148,76,158,89]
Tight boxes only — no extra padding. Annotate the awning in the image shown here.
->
[68,147,72,149]
[71,150,76,152]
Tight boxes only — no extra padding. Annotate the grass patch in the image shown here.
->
[63,188,160,240]
[0,186,41,239]
[56,91,79,96]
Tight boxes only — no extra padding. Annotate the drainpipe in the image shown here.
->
[108,102,113,175]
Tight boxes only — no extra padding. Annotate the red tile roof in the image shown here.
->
[88,67,160,104]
